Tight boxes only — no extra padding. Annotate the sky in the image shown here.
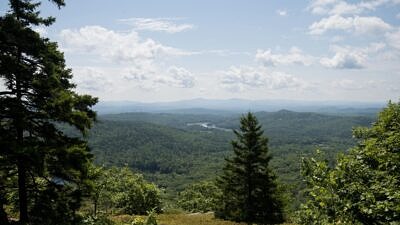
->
[1,0,400,102]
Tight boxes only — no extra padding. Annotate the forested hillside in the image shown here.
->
[84,110,375,205]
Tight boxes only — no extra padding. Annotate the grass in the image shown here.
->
[111,213,296,225]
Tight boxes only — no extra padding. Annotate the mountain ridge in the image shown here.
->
[94,98,385,115]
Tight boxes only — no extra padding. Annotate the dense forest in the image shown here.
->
[81,110,376,207]
[1,0,399,224]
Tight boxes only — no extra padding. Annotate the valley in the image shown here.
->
[83,109,377,208]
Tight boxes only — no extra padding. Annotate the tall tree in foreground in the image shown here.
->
[216,112,284,224]
[0,0,97,224]
[298,101,400,224]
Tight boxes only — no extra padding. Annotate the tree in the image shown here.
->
[216,112,284,224]
[298,101,400,224]
[0,0,97,224]
[88,166,162,216]
[177,180,221,213]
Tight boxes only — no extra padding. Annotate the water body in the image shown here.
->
[186,122,232,132]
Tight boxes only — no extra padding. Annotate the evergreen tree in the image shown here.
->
[0,0,97,224]
[216,112,284,224]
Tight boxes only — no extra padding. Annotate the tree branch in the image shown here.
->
[0,91,14,96]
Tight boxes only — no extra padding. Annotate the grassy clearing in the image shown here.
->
[111,213,296,225]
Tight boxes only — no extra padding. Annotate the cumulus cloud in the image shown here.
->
[329,1,363,15]
[309,15,392,35]
[255,47,315,66]
[308,0,339,15]
[118,17,194,33]
[320,48,365,69]
[60,26,197,91]
[308,0,400,15]
[386,28,400,50]
[320,43,385,69]
[60,26,191,64]
[124,66,195,89]
[72,67,113,92]
[220,66,308,92]
[155,66,195,88]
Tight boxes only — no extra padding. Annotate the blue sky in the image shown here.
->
[2,0,400,102]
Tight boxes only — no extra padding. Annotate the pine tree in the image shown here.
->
[216,112,284,224]
[0,0,97,224]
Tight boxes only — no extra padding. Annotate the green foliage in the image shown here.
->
[298,101,400,225]
[0,0,97,224]
[216,112,284,224]
[144,209,158,225]
[82,214,115,225]
[296,150,347,225]
[89,166,162,215]
[82,111,373,207]
[130,210,158,225]
[177,181,221,213]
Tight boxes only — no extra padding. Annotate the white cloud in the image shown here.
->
[320,43,386,69]
[332,79,363,90]
[309,15,392,35]
[332,79,384,90]
[308,0,400,15]
[308,0,339,15]
[60,26,191,64]
[255,47,315,66]
[331,35,345,42]
[220,66,307,92]
[118,18,194,33]
[321,52,365,69]
[123,65,195,89]
[155,66,195,88]
[329,1,363,15]
[72,67,113,92]
[60,26,197,92]
[386,28,400,50]
[276,10,287,16]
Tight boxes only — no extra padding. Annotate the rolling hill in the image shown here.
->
[78,110,376,205]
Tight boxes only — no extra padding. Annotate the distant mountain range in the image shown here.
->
[94,98,385,115]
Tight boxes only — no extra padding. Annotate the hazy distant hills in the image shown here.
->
[94,98,385,115]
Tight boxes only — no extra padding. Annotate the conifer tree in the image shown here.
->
[216,112,284,224]
[0,0,97,224]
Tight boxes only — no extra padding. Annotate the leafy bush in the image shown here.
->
[131,209,158,225]
[298,101,400,224]
[89,166,162,215]
[177,181,220,213]
[81,214,115,225]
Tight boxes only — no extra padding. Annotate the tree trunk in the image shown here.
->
[94,199,97,216]
[14,12,28,221]
[16,70,28,223]
[17,161,28,224]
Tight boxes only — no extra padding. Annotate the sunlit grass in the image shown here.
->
[111,212,296,225]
